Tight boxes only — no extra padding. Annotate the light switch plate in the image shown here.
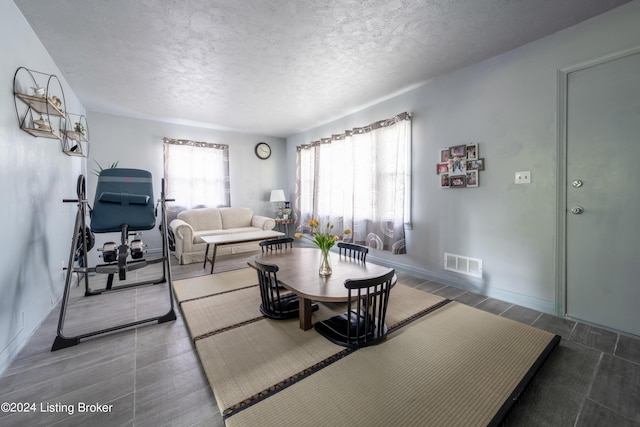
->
[515,171,531,184]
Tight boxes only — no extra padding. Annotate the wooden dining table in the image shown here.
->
[247,247,395,330]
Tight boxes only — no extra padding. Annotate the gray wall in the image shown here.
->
[287,1,640,314]
[0,1,86,374]
[85,111,287,264]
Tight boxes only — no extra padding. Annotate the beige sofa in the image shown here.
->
[169,207,275,264]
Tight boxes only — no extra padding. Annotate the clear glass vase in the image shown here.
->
[319,249,332,276]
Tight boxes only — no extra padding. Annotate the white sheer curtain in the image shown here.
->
[163,138,230,221]
[295,112,411,254]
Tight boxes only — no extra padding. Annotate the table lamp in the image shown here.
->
[269,189,286,218]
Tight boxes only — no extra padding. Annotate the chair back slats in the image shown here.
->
[260,237,294,253]
[253,257,300,320]
[338,242,368,262]
[314,268,394,348]
[343,269,394,346]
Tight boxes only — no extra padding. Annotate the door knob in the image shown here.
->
[572,180,583,188]
[571,206,584,214]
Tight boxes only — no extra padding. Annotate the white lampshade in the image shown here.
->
[269,189,286,202]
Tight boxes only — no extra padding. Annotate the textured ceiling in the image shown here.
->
[14,0,631,137]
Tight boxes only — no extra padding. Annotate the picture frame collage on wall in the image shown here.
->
[437,143,484,188]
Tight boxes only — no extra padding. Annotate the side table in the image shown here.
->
[274,218,293,236]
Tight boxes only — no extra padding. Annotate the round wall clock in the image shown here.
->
[255,142,271,160]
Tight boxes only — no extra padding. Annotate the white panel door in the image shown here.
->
[566,51,640,335]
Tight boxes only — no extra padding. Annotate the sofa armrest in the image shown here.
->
[170,219,195,253]
[252,215,275,231]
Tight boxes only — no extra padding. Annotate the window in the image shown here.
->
[163,138,230,220]
[295,112,411,254]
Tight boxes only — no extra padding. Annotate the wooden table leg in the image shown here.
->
[299,297,313,330]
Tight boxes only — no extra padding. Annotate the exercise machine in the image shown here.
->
[52,168,176,351]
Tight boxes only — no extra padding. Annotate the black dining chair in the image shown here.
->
[260,237,294,253]
[252,257,317,320]
[315,269,395,348]
[337,242,368,262]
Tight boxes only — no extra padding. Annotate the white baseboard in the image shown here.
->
[366,253,555,314]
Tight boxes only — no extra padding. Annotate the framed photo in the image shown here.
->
[450,144,466,157]
[450,175,466,188]
[440,148,451,163]
[436,143,485,188]
[440,174,450,188]
[466,170,478,187]
[448,156,466,175]
[466,158,485,171]
[466,143,478,160]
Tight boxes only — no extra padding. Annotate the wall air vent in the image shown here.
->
[444,252,483,278]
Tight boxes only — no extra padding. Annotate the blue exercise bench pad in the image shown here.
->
[91,168,155,233]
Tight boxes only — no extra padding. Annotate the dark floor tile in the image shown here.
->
[47,392,134,427]
[0,356,135,426]
[49,372,134,426]
[616,334,640,365]
[475,297,513,315]
[589,353,640,421]
[0,354,134,403]
[507,340,603,426]
[506,382,583,426]
[501,305,543,325]
[135,386,219,427]
[190,413,225,427]
[135,335,195,370]
[533,313,576,338]
[395,273,428,288]
[0,339,136,396]
[571,323,618,354]
[414,280,447,293]
[431,285,466,299]
[135,312,188,345]
[135,349,202,391]
[537,340,601,396]
[576,399,639,427]
[452,291,487,307]
[135,365,211,415]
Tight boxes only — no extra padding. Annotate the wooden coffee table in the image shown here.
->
[202,230,284,273]
[248,248,395,330]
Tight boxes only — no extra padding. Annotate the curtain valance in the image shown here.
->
[163,137,228,150]
[297,112,411,150]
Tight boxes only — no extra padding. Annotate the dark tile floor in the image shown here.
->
[0,253,638,426]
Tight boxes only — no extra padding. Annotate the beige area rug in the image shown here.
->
[184,282,447,417]
[224,302,560,427]
[178,270,558,426]
[194,285,447,413]
[181,286,264,339]
[196,317,346,412]
[385,282,447,328]
[183,288,351,341]
[173,267,258,303]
